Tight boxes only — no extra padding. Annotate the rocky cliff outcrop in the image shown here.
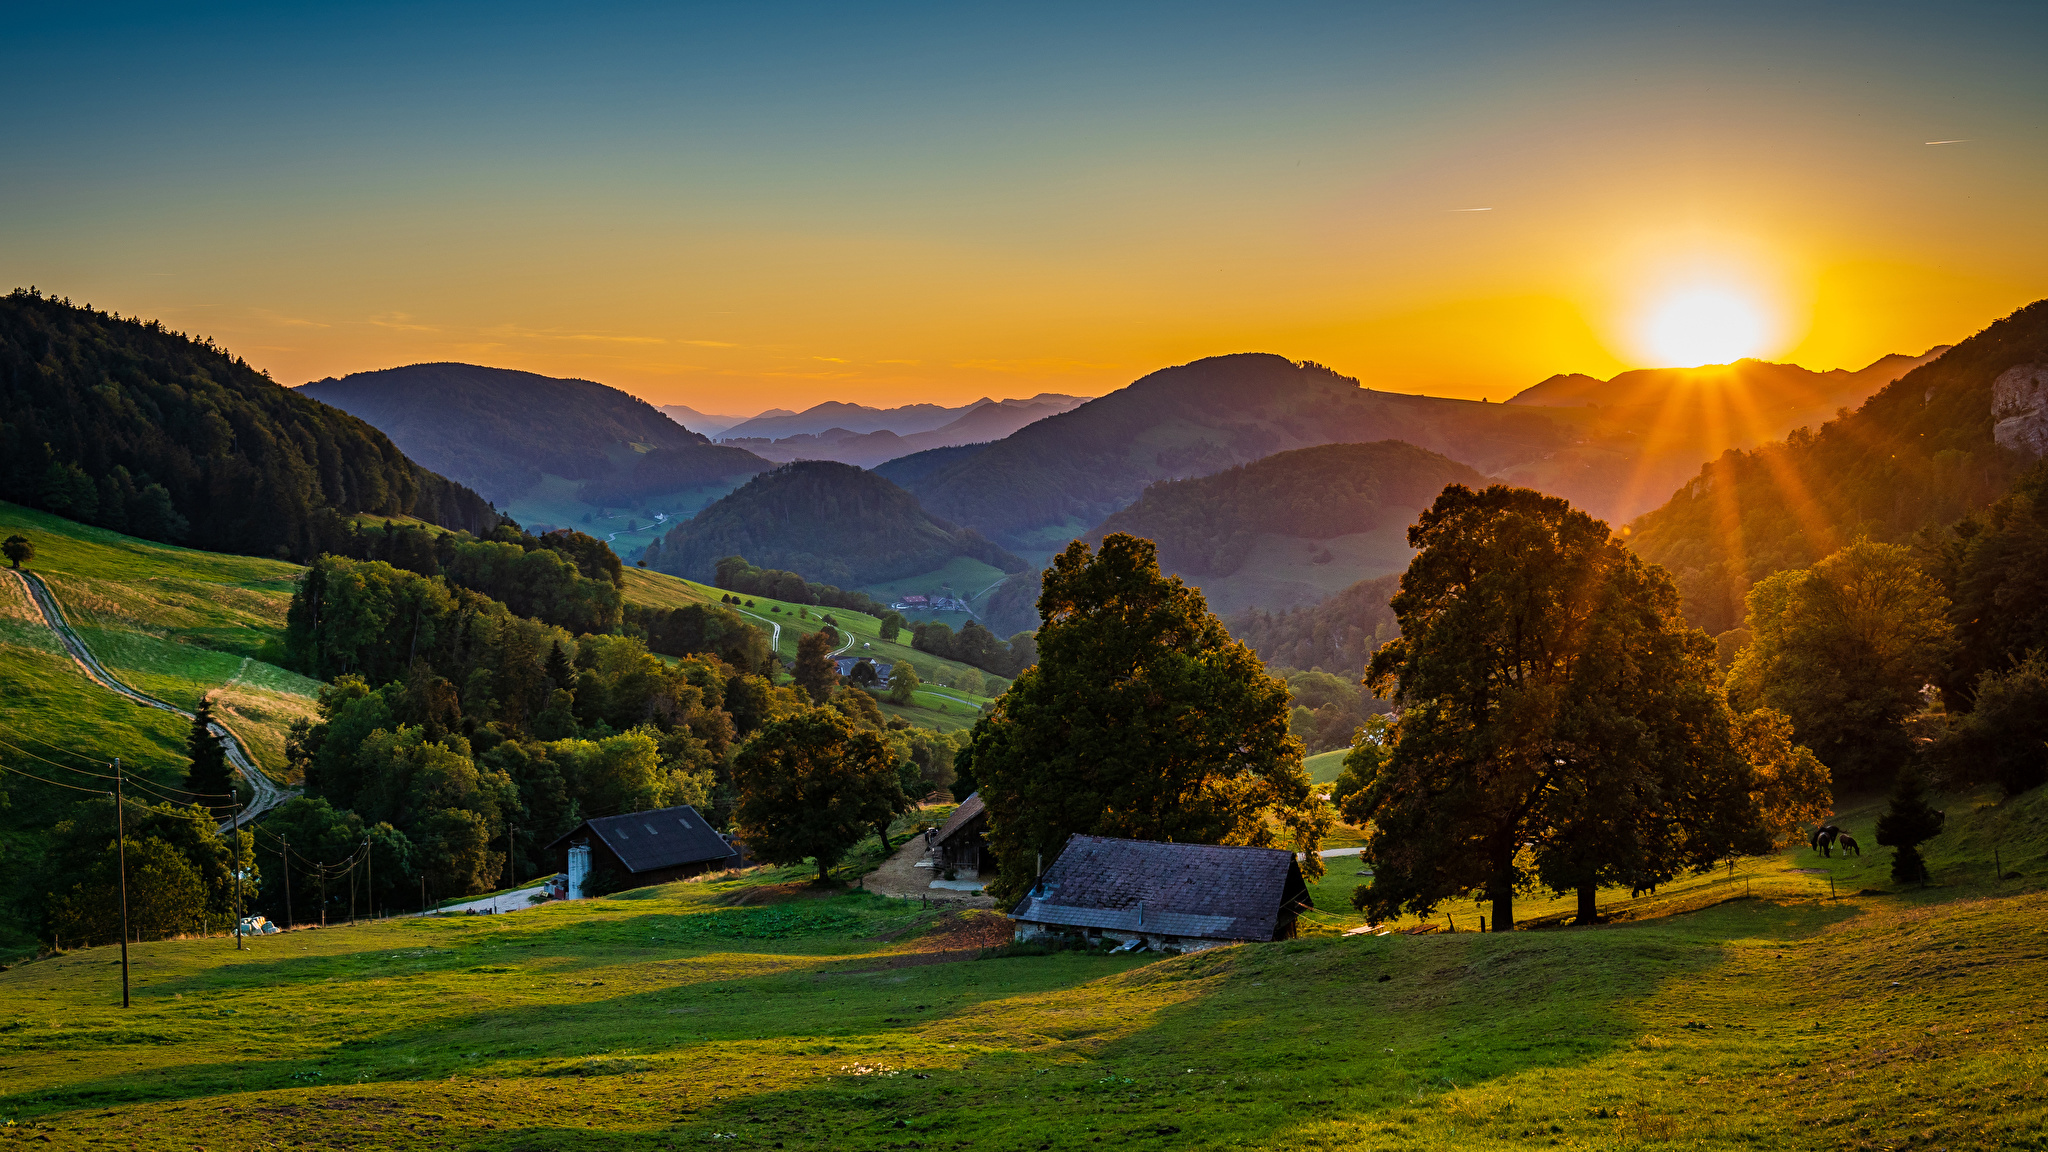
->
[1993,363,2048,457]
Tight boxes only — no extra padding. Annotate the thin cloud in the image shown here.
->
[683,340,736,348]
[1450,207,1494,212]
[1923,139,1969,145]
[368,312,437,333]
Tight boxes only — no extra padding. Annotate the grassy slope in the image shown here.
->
[622,567,998,720]
[4,785,2042,1150]
[0,502,320,782]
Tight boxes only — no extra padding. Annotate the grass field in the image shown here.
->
[1304,748,1349,786]
[3,785,2041,1150]
[623,566,1000,722]
[0,502,318,781]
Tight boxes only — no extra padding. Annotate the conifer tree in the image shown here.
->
[544,640,574,692]
[185,695,237,814]
[1876,768,1945,885]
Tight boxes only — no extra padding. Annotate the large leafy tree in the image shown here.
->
[1727,540,1955,788]
[792,630,840,704]
[1352,485,1757,930]
[2,533,31,568]
[732,709,911,881]
[961,534,1328,906]
[1735,707,1835,847]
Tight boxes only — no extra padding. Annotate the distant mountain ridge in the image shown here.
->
[646,460,1025,588]
[0,291,500,558]
[728,395,1086,469]
[721,393,1083,441]
[878,354,1574,549]
[658,404,757,437]
[298,363,770,509]
[1507,349,1946,410]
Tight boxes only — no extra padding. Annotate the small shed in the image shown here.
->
[543,804,739,898]
[1008,835,1312,953]
[929,790,988,877]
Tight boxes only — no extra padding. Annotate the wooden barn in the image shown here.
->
[544,804,739,898]
[1007,835,1312,953]
[930,791,988,877]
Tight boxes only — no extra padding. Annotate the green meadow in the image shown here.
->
[623,566,1001,723]
[3,787,2042,1151]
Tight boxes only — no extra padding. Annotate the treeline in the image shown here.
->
[312,517,626,637]
[1283,668,1390,754]
[1629,300,2048,634]
[26,798,256,949]
[0,289,500,558]
[1231,573,1401,679]
[907,618,1035,680]
[706,554,891,617]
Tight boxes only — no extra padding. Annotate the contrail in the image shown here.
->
[1923,139,1968,145]
[1450,207,1494,212]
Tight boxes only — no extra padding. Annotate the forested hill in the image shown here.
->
[646,460,1026,587]
[299,363,770,507]
[0,290,499,559]
[1629,299,2048,634]
[1087,441,1483,579]
[876,354,1572,549]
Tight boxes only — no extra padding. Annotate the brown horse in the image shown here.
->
[1836,833,1860,857]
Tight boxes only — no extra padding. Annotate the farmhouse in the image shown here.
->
[544,804,739,898]
[1008,835,1311,953]
[929,790,988,876]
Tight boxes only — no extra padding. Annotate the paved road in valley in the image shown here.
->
[7,567,294,832]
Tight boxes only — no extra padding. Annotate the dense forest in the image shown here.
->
[1230,573,1401,679]
[707,555,891,617]
[1629,300,2048,635]
[1089,441,1482,578]
[0,290,501,559]
[877,354,1572,547]
[648,460,1025,587]
[299,363,769,508]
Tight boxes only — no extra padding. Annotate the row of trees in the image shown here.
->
[906,618,1035,679]
[320,519,626,637]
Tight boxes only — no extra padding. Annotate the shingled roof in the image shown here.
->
[1007,835,1311,943]
[542,805,737,874]
[932,791,985,847]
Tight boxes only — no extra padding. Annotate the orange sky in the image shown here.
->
[5,6,2043,413]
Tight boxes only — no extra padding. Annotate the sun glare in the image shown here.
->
[1643,287,1768,368]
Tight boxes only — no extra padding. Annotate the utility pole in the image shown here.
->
[281,835,293,929]
[232,799,245,950]
[366,835,374,922]
[319,862,328,928]
[507,823,517,892]
[113,759,130,1009]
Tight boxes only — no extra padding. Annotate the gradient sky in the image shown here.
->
[5,2,2044,413]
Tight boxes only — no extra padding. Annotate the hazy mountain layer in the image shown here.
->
[878,354,1572,549]
[658,404,757,438]
[647,460,1026,587]
[721,394,1082,441]
[730,395,1086,469]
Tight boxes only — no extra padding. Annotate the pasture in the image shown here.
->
[4,787,2042,1151]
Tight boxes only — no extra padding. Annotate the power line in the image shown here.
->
[0,737,120,778]
[0,760,113,794]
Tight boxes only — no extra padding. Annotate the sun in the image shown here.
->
[1643,287,1768,367]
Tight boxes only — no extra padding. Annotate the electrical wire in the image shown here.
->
[4,733,120,770]
[0,737,120,778]
[0,760,113,794]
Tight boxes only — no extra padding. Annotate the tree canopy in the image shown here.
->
[1353,485,1760,930]
[730,709,911,881]
[960,534,1328,905]
[1726,540,1954,789]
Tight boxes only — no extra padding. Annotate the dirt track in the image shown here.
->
[861,834,996,909]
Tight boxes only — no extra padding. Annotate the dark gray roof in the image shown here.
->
[1007,835,1310,942]
[543,805,737,874]
[933,791,985,847]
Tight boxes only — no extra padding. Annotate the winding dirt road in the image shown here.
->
[6,567,294,831]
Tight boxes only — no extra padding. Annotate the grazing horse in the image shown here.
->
[1629,874,1660,898]
[1810,825,1843,857]
[1836,833,1860,857]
